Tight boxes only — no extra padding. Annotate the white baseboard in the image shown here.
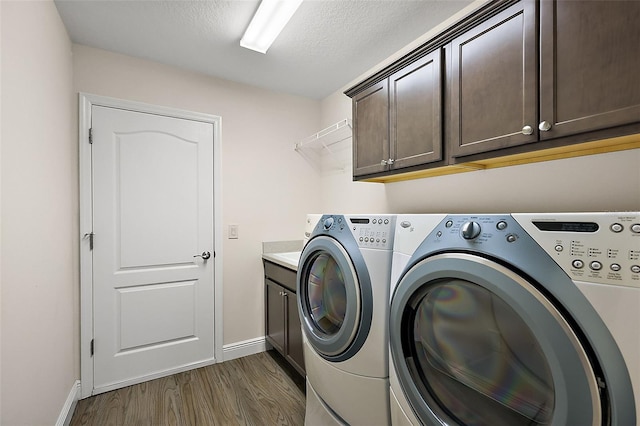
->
[223,336,268,361]
[56,380,80,426]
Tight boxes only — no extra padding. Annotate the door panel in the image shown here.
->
[266,279,286,354]
[118,132,198,268]
[390,49,443,169]
[449,1,537,157]
[92,106,214,393]
[353,81,389,176]
[286,292,305,373]
[540,0,640,138]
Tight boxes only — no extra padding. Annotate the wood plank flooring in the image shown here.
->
[71,351,306,426]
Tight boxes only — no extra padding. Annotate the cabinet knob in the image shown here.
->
[539,121,552,132]
[380,159,388,166]
[388,158,395,165]
[522,125,534,135]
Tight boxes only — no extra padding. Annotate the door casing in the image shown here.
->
[78,93,223,398]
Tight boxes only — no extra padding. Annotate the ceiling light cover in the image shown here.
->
[240,0,303,54]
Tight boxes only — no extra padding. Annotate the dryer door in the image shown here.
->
[389,253,626,426]
[297,235,372,362]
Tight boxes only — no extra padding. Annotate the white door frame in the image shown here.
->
[79,93,223,398]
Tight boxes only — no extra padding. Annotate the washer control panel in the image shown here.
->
[319,215,395,250]
[513,213,640,288]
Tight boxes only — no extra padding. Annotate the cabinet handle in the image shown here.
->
[380,159,388,166]
[388,158,395,165]
[522,125,533,135]
[539,121,552,132]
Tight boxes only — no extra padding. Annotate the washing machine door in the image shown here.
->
[390,252,631,426]
[297,234,372,362]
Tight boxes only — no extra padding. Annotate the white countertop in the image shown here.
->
[262,251,301,271]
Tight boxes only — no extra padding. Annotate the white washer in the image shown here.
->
[389,212,639,425]
[298,214,396,425]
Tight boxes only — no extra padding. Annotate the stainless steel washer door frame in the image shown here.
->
[297,235,373,362]
[390,253,606,426]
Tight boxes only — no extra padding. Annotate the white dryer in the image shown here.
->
[389,213,639,425]
[298,214,396,425]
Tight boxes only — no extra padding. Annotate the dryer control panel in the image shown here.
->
[513,213,640,288]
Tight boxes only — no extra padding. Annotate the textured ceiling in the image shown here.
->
[54,0,474,99]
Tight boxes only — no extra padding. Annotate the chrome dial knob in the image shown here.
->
[323,217,334,230]
[461,221,482,240]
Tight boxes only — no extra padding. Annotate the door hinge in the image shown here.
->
[90,339,94,356]
[89,128,93,144]
[84,232,94,250]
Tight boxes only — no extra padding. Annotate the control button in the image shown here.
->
[461,221,482,240]
[631,224,640,234]
[555,245,564,252]
[323,217,334,230]
[632,265,640,274]
[506,234,517,243]
[376,239,380,243]
[610,263,621,272]
[572,259,584,269]
[445,220,453,228]
[590,261,603,271]
[384,219,389,224]
[382,239,386,243]
[436,231,442,238]
[610,223,623,233]
[496,221,508,231]
[364,237,369,242]
[359,237,363,242]
[372,219,377,224]
[337,217,342,223]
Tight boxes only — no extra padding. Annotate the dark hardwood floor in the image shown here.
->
[70,351,306,426]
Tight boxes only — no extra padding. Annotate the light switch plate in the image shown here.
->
[229,224,239,239]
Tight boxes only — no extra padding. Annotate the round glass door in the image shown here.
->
[390,253,603,426]
[298,235,371,361]
[306,252,347,336]
[408,278,554,425]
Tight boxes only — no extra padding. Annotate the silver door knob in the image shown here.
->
[193,251,211,260]
[522,125,533,135]
[539,121,552,132]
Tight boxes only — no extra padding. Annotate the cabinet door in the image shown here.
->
[265,279,285,355]
[540,0,640,139]
[390,49,443,169]
[353,80,389,177]
[449,0,537,158]
[285,292,305,374]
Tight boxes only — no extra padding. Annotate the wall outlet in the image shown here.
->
[228,224,239,239]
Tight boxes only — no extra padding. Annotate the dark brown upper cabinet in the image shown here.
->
[390,50,443,169]
[353,80,389,177]
[539,0,640,139]
[345,0,640,182]
[353,49,444,178]
[449,0,537,158]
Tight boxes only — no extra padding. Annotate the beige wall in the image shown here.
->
[72,44,322,346]
[1,1,77,424]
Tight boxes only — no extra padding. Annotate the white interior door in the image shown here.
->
[91,105,215,394]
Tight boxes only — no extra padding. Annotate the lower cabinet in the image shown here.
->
[264,261,305,376]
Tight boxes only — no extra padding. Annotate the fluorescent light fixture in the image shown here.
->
[240,0,303,54]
